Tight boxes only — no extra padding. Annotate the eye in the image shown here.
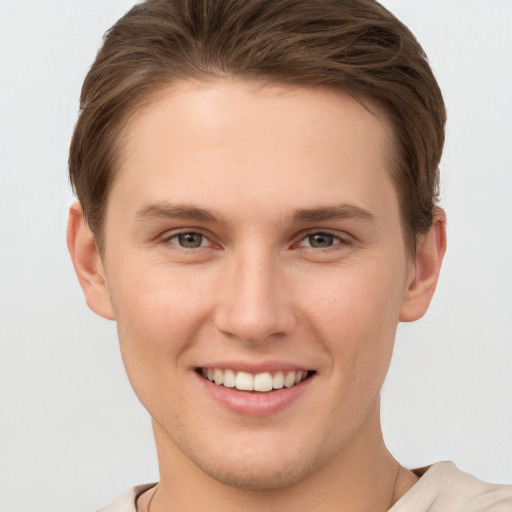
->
[167,231,210,249]
[298,232,346,249]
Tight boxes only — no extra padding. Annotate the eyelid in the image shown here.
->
[160,228,219,249]
[157,227,354,251]
[294,229,353,249]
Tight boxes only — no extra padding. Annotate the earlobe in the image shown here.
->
[66,202,115,320]
[399,208,447,322]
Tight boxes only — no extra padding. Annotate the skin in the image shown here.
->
[68,79,446,511]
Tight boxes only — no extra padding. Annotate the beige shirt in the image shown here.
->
[97,462,512,512]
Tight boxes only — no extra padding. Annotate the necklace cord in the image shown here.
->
[146,464,402,511]
[387,462,402,510]
[147,483,158,512]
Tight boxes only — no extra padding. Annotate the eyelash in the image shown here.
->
[161,229,351,251]
[296,231,351,250]
[164,231,214,249]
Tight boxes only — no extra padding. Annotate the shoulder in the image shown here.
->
[391,461,512,512]
[95,483,156,512]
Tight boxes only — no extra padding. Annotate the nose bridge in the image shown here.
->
[214,244,295,343]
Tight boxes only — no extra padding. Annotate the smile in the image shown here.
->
[199,368,311,393]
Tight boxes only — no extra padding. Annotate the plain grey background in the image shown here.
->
[1,1,511,511]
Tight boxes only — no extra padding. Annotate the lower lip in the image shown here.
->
[196,372,315,417]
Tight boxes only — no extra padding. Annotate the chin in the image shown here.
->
[197,456,316,491]
[176,431,326,491]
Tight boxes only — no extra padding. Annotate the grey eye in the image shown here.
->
[307,233,335,248]
[176,232,204,248]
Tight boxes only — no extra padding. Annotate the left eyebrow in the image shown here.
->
[292,204,376,224]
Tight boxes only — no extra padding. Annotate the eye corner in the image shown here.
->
[294,230,353,250]
[159,229,221,251]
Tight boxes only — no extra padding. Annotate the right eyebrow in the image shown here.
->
[134,202,224,224]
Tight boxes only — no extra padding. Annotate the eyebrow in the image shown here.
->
[134,202,223,223]
[134,201,375,225]
[292,204,376,223]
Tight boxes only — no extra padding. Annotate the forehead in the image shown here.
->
[109,79,398,227]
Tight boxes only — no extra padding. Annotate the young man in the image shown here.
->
[66,1,512,510]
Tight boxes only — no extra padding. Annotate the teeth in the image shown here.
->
[284,371,296,388]
[254,372,273,392]
[235,371,254,391]
[223,369,236,388]
[213,369,224,385]
[273,371,284,389]
[202,368,309,392]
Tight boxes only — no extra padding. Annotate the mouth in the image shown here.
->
[197,368,313,393]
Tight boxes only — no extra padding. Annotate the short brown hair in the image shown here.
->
[69,0,446,250]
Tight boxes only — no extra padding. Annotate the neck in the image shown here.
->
[145,402,417,512]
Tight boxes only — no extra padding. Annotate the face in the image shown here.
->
[92,80,420,489]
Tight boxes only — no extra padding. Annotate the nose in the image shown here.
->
[214,250,297,344]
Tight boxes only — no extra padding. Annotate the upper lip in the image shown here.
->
[194,361,315,374]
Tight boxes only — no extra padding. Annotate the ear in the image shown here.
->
[399,208,447,322]
[66,202,115,320]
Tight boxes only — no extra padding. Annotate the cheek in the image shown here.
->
[108,265,217,419]
[109,264,214,369]
[299,258,405,375]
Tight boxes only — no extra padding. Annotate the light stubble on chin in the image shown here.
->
[198,457,315,491]
[163,418,325,492]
